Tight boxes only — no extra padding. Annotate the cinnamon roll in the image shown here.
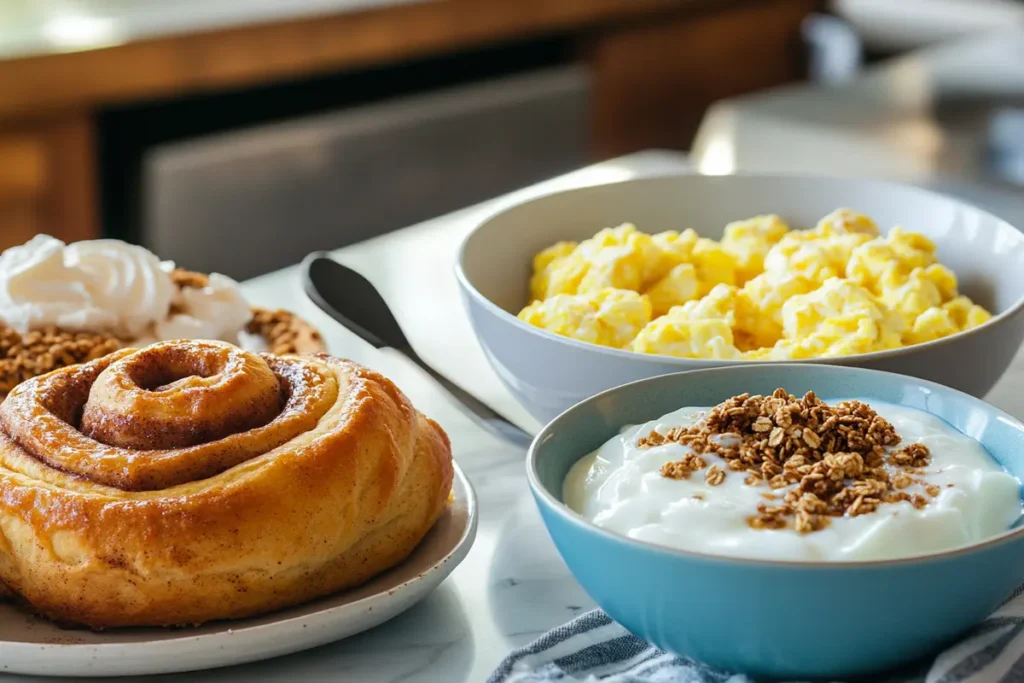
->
[0,340,453,628]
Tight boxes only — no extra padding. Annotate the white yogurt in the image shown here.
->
[564,401,1022,562]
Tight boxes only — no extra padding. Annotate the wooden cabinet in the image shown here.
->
[0,113,97,251]
[0,0,817,253]
[589,0,819,158]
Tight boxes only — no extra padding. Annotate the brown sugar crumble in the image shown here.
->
[0,326,123,395]
[640,388,933,534]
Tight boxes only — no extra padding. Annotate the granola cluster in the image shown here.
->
[0,269,323,394]
[246,308,324,356]
[0,327,123,395]
[640,388,934,533]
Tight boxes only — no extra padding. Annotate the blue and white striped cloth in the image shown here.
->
[489,587,1024,683]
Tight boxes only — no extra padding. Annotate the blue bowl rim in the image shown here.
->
[454,172,1024,366]
[526,362,1024,569]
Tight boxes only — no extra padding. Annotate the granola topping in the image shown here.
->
[564,392,1022,562]
[646,389,929,533]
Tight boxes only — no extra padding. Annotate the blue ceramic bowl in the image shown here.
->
[527,364,1024,679]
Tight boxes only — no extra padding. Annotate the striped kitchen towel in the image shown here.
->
[489,587,1024,683]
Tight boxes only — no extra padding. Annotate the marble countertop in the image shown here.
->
[0,0,424,60]
[7,149,1024,682]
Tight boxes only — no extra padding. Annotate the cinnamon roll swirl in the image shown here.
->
[0,340,453,628]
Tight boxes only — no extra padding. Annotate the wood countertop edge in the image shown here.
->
[0,0,690,121]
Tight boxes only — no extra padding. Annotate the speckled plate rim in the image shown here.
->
[527,363,1024,569]
[0,462,477,678]
[455,172,1024,366]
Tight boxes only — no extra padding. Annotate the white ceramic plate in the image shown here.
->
[0,463,477,678]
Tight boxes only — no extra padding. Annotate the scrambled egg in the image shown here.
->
[776,278,904,358]
[518,288,651,349]
[763,210,877,285]
[721,214,789,284]
[518,209,993,359]
[632,284,741,359]
[734,272,816,350]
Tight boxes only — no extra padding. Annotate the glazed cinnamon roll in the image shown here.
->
[0,340,453,628]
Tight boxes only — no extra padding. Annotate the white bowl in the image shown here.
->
[456,174,1024,423]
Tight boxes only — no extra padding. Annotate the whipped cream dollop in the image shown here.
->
[137,273,254,347]
[0,235,254,345]
[564,401,1023,562]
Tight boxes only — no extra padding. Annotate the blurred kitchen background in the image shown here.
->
[1,0,1023,279]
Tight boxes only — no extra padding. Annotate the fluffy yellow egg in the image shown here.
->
[814,208,880,236]
[779,278,903,356]
[529,224,662,301]
[764,230,873,285]
[877,266,951,331]
[734,272,816,350]
[643,262,699,317]
[905,308,960,345]
[691,238,739,295]
[651,228,699,262]
[903,294,990,345]
[529,241,577,302]
[632,316,741,359]
[778,327,886,359]
[632,284,741,359]
[518,288,651,349]
[520,210,993,359]
[944,295,993,330]
[650,229,738,296]
[847,227,939,293]
[676,283,739,323]
[721,214,790,284]
[741,345,782,360]
[574,225,658,295]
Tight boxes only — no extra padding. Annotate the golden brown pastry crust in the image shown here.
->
[0,340,452,628]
